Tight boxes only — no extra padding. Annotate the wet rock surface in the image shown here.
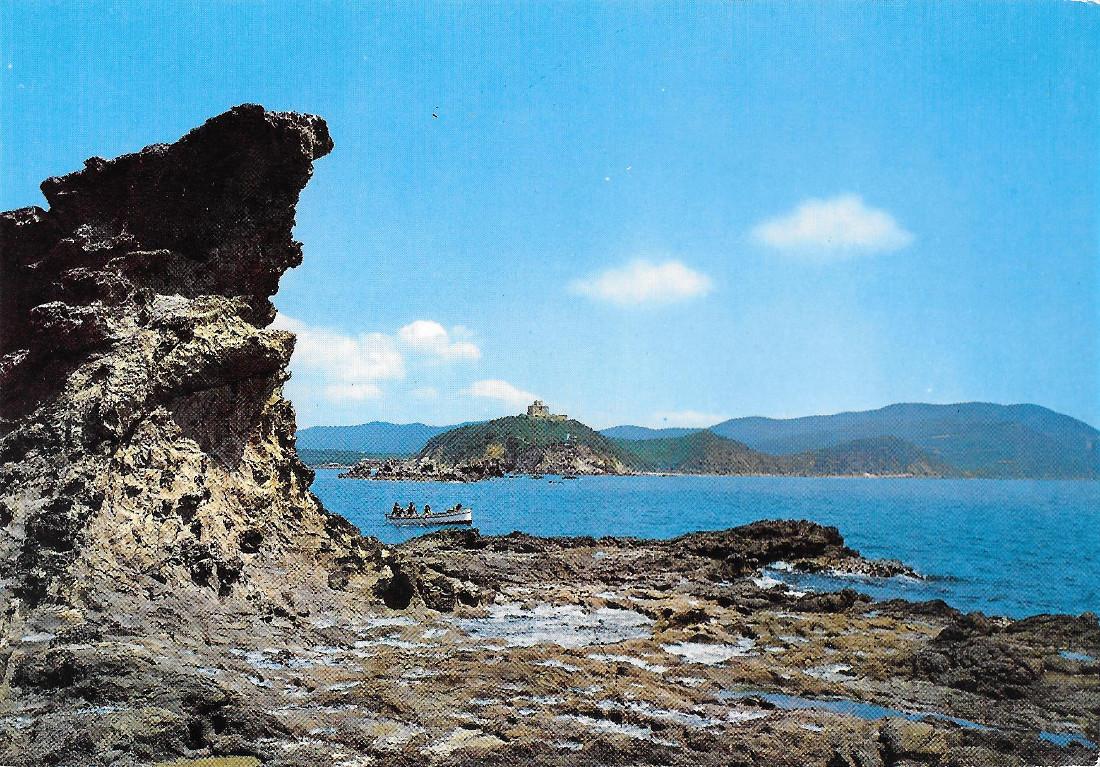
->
[1,108,1097,766]
[4,523,1096,766]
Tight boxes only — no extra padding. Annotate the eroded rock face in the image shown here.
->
[0,105,378,630]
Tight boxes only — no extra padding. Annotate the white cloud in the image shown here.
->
[272,313,404,402]
[398,320,481,361]
[411,386,440,400]
[323,383,384,401]
[752,194,913,258]
[569,259,713,306]
[465,379,538,409]
[650,410,726,428]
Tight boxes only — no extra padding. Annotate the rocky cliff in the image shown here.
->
[0,105,378,639]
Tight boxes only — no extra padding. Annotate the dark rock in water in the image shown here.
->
[341,455,507,482]
[674,519,856,577]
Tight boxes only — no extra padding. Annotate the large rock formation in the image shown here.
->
[0,105,378,639]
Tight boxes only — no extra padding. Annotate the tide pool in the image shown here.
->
[311,471,1100,619]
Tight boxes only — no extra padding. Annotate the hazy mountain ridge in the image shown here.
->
[707,403,1099,479]
[617,432,955,477]
[601,425,700,441]
[297,421,461,455]
[298,403,1099,478]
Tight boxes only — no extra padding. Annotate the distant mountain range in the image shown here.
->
[619,431,954,477]
[298,403,1100,479]
[297,421,458,461]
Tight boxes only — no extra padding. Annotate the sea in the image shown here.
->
[311,470,1100,620]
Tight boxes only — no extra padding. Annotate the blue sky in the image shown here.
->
[3,2,1098,428]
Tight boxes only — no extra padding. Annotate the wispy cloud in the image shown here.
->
[752,194,913,258]
[322,382,384,401]
[398,320,481,361]
[650,410,726,428]
[273,314,403,402]
[465,379,538,409]
[569,259,714,306]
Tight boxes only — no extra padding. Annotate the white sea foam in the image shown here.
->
[554,740,584,751]
[803,663,854,681]
[588,653,668,673]
[752,574,786,590]
[19,632,56,643]
[597,699,721,729]
[359,615,418,630]
[554,714,654,741]
[662,638,756,665]
[453,603,651,648]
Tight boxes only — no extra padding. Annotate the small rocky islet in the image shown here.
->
[0,106,1096,767]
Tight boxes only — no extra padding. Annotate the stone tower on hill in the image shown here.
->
[526,400,567,421]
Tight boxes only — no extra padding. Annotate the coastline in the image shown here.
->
[314,464,1096,481]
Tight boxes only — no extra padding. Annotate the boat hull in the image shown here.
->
[386,510,473,527]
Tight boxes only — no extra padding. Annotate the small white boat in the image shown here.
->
[386,508,473,527]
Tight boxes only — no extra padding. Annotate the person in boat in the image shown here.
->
[392,502,402,517]
[424,504,431,516]
[406,502,417,517]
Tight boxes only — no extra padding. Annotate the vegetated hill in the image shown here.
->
[297,421,462,456]
[708,403,1100,478]
[601,425,701,441]
[617,431,954,476]
[785,436,958,477]
[305,402,1099,478]
[419,415,637,473]
[618,431,779,473]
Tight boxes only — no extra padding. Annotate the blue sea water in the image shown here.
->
[311,471,1100,619]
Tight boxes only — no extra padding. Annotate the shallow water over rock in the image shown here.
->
[718,689,993,732]
[452,603,652,647]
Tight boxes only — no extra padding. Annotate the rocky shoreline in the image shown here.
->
[339,445,632,482]
[4,521,1097,767]
[340,457,507,483]
[0,106,1096,767]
